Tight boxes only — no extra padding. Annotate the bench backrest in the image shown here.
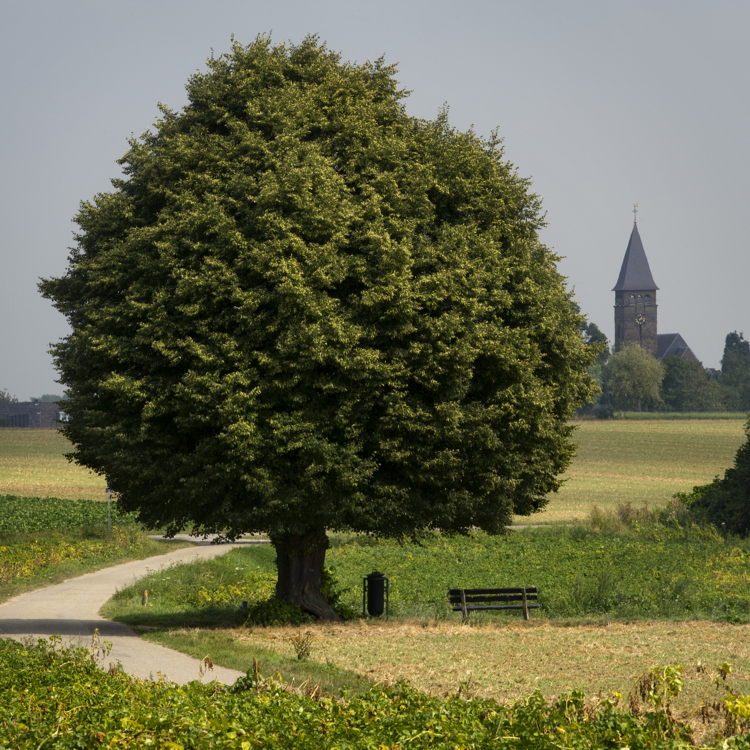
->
[447,587,538,606]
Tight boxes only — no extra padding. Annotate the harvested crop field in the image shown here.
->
[219,618,750,712]
[521,418,747,524]
[0,429,105,501]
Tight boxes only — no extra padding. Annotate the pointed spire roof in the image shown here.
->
[612,223,659,291]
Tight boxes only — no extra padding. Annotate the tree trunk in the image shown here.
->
[271,529,341,621]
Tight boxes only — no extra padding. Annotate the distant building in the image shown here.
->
[0,400,65,428]
[613,220,698,362]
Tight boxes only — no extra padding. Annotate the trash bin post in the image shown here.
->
[363,571,389,618]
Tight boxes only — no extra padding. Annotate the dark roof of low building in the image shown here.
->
[657,333,698,361]
[612,223,659,292]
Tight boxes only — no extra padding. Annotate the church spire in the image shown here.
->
[612,222,658,292]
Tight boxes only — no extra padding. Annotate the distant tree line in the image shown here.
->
[0,391,65,404]
[579,329,750,414]
[0,389,17,404]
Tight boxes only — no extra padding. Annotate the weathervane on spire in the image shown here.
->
[633,203,639,224]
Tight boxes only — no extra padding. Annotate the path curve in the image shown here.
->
[0,541,265,685]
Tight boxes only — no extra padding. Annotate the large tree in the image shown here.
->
[40,37,597,619]
[604,344,664,411]
[0,389,17,404]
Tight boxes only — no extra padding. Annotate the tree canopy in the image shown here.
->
[40,36,597,618]
[720,332,750,411]
[661,356,722,412]
[603,344,664,411]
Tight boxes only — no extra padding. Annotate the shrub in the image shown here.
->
[680,418,750,535]
[245,597,314,627]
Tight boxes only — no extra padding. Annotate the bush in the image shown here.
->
[680,418,750,535]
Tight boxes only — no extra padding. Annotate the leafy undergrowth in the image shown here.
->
[4,636,750,749]
[0,494,138,533]
[326,515,750,623]
[103,508,750,630]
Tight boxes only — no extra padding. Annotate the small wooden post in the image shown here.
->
[521,587,529,621]
[460,589,468,620]
[142,591,148,606]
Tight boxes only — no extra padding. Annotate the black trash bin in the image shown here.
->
[363,571,389,617]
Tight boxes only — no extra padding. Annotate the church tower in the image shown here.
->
[613,219,659,357]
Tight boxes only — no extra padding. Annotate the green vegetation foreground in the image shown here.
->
[4,636,750,749]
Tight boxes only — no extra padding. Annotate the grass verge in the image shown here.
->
[147,628,373,695]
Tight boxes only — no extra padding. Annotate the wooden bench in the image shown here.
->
[448,587,540,621]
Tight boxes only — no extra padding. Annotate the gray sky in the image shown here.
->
[2,0,748,399]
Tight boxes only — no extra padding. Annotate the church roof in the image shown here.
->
[612,223,659,292]
[657,333,698,361]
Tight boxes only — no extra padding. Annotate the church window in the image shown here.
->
[637,294,643,304]
[645,294,651,305]
[629,295,635,305]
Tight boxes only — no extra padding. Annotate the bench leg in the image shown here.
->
[522,588,529,621]
[460,589,468,620]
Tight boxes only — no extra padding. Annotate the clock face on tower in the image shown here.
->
[635,313,646,325]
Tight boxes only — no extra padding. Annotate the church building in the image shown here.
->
[613,217,697,361]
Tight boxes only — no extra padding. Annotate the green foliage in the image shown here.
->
[40,35,596,550]
[9,635,747,748]
[104,547,357,628]
[0,495,138,534]
[611,412,746,420]
[576,317,611,415]
[680,418,750,536]
[30,393,66,403]
[604,343,665,411]
[581,319,610,366]
[720,332,750,411]
[104,547,277,629]
[661,356,724,412]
